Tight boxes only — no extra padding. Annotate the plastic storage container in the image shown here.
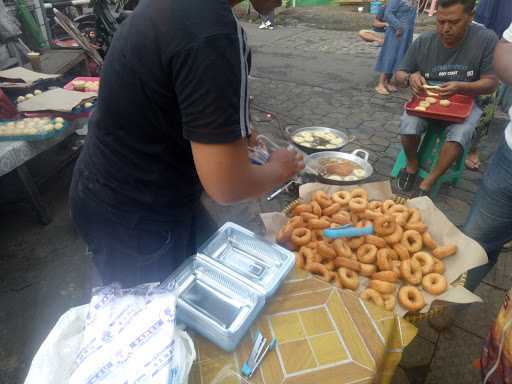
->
[162,222,295,351]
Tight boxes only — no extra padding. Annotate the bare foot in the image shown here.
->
[386,84,398,92]
[464,151,480,171]
[375,85,390,95]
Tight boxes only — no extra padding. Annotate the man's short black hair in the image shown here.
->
[438,0,476,14]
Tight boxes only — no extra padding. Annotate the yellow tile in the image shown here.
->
[270,312,305,342]
[300,307,334,336]
[326,291,376,370]
[309,332,349,365]
[278,340,317,374]
[199,360,237,384]
[195,334,234,364]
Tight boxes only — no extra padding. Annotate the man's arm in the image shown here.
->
[372,17,388,29]
[437,75,498,98]
[494,39,512,85]
[191,139,302,205]
[396,70,427,96]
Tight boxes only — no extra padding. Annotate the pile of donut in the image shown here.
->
[276,188,457,313]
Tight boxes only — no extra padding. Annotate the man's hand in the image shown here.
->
[268,148,304,183]
[437,81,461,98]
[409,72,427,96]
[396,27,404,38]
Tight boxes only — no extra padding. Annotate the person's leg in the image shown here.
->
[386,74,398,92]
[359,30,381,43]
[396,111,429,192]
[464,142,512,291]
[375,73,390,95]
[420,106,483,192]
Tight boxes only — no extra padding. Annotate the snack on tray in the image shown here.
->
[0,116,65,137]
[277,188,457,313]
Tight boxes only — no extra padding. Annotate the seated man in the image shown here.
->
[394,0,498,196]
[358,4,388,45]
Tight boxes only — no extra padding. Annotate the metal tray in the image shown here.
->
[198,222,295,298]
[306,149,374,185]
[164,256,265,352]
[288,126,350,154]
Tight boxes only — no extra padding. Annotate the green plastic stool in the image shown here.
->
[390,127,468,197]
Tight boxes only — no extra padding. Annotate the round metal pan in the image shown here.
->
[287,126,351,154]
[305,149,374,185]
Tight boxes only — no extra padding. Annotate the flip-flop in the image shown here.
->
[395,168,418,193]
[386,85,399,93]
[464,158,480,171]
[375,86,390,95]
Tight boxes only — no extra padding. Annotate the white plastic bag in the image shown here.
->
[24,284,195,384]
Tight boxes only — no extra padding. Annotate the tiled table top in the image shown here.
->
[189,268,418,384]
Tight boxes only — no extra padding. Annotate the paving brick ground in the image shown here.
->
[1,19,510,384]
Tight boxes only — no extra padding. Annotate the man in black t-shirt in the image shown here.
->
[70,0,303,287]
[394,0,498,196]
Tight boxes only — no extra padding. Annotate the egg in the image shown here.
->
[34,90,42,95]
[16,96,26,103]
[55,117,64,124]
[25,93,34,99]
[46,124,54,131]
[84,102,93,109]
[54,122,64,130]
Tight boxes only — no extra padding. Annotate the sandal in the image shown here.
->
[375,86,390,95]
[395,168,418,193]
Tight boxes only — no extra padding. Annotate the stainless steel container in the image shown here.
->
[162,222,295,351]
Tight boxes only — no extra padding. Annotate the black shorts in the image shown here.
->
[70,168,217,288]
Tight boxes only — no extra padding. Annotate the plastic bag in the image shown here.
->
[24,284,195,384]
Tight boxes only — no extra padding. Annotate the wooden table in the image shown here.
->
[24,49,90,75]
[189,268,417,384]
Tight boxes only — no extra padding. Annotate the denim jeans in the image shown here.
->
[464,141,512,292]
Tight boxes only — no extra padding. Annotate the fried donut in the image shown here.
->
[407,208,422,223]
[422,231,438,250]
[310,218,330,230]
[288,216,305,229]
[412,252,434,275]
[433,244,458,259]
[323,260,335,271]
[374,215,396,236]
[337,267,359,291]
[331,211,352,225]
[295,251,305,269]
[399,286,425,312]
[382,294,396,311]
[368,201,383,211]
[372,271,398,283]
[291,228,312,246]
[392,243,410,261]
[293,203,313,216]
[301,247,317,266]
[366,235,388,248]
[422,273,448,295]
[334,257,361,272]
[360,263,377,277]
[349,197,368,212]
[359,209,381,220]
[276,224,293,243]
[306,241,319,250]
[318,241,337,260]
[350,188,368,200]
[311,200,322,216]
[392,260,401,277]
[348,236,366,249]
[333,273,343,288]
[388,204,408,215]
[306,262,333,282]
[323,203,341,216]
[384,224,403,244]
[313,191,333,208]
[357,244,378,264]
[301,212,319,222]
[377,250,393,271]
[400,259,422,285]
[369,279,396,294]
[333,239,352,258]
[360,288,384,308]
[405,221,428,233]
[395,212,411,227]
[432,258,445,274]
[332,190,351,206]
[401,230,423,253]
[382,200,395,213]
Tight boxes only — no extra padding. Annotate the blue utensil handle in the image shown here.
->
[324,224,374,239]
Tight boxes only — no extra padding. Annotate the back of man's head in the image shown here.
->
[438,0,475,14]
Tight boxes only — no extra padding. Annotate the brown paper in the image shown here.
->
[261,180,487,317]
[17,88,96,113]
[0,67,60,88]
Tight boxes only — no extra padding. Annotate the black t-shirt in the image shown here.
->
[77,0,251,216]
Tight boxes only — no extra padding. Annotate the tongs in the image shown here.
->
[324,223,374,239]
[241,331,277,378]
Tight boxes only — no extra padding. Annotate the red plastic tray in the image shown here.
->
[63,77,100,94]
[406,94,473,124]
